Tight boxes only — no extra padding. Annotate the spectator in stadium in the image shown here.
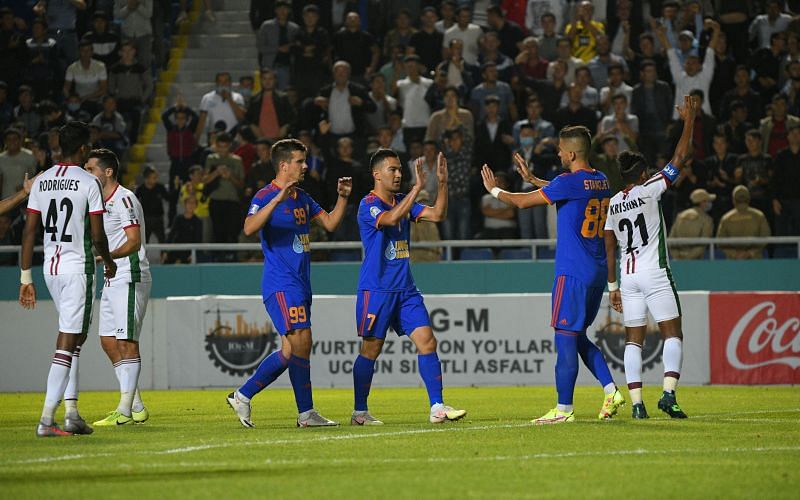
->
[478,31,515,83]
[256,0,299,90]
[441,39,478,93]
[332,12,379,81]
[443,6,483,66]
[479,171,517,239]
[136,165,169,243]
[751,32,787,104]
[64,92,92,123]
[245,68,293,142]
[771,124,800,236]
[440,126,473,241]
[244,137,274,199]
[408,7,442,73]
[784,60,800,117]
[410,189,442,263]
[39,100,66,131]
[536,12,560,62]
[717,185,771,259]
[323,136,360,240]
[625,33,670,87]
[669,188,715,260]
[559,66,598,111]
[486,5,524,60]
[0,7,28,95]
[435,0,457,34]
[735,129,774,224]
[92,95,129,157]
[721,100,751,155]
[564,1,604,63]
[555,82,597,133]
[63,39,107,116]
[598,94,638,154]
[703,131,738,223]
[315,60,375,156]
[396,55,433,149]
[0,128,36,203]
[365,73,397,135]
[291,4,330,102]
[378,44,408,95]
[515,36,549,80]
[512,96,554,148]
[749,0,792,49]
[760,93,800,157]
[114,0,153,69]
[631,59,673,167]
[24,18,58,100]
[669,89,716,163]
[709,30,736,116]
[34,0,83,71]
[387,110,406,152]
[165,195,202,264]
[382,8,416,60]
[203,132,244,255]
[235,127,258,177]
[657,17,720,119]
[718,66,764,125]
[83,10,119,67]
[164,106,197,216]
[179,164,211,242]
[108,40,152,144]
[426,85,473,145]
[588,134,626,196]
[14,86,42,138]
[599,64,633,116]
[469,62,517,122]
[606,0,641,57]
[475,95,514,173]
[195,72,246,144]
[587,35,628,91]
[546,36,584,86]
[514,127,551,240]
[375,126,410,178]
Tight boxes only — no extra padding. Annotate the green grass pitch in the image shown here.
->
[2,386,799,499]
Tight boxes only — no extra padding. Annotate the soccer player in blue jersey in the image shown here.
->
[226,138,352,428]
[350,149,467,425]
[481,126,624,424]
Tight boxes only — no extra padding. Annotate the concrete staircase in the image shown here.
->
[127,0,258,184]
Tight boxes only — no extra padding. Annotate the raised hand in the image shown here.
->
[513,152,533,183]
[414,158,428,190]
[276,180,298,203]
[337,177,352,197]
[480,164,497,192]
[676,95,697,122]
[23,172,34,195]
[436,152,448,184]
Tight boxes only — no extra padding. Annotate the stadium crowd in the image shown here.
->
[1,0,800,264]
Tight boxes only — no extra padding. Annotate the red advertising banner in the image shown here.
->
[710,293,800,384]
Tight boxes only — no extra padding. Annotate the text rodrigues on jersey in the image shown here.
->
[38,179,81,192]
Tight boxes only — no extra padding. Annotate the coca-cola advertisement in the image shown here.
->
[710,293,800,384]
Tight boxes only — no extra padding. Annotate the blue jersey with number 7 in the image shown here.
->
[540,169,611,287]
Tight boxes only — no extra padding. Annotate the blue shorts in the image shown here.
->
[264,290,312,335]
[550,275,604,332]
[356,288,431,339]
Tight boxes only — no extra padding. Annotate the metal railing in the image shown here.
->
[1,237,798,264]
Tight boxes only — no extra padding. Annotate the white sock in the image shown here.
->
[235,390,251,404]
[116,358,141,417]
[42,350,72,425]
[603,383,616,395]
[556,404,574,413]
[624,343,643,404]
[63,346,81,417]
[132,389,145,413]
[663,337,683,393]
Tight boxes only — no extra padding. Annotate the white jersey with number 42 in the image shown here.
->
[604,165,675,275]
[104,184,151,283]
[27,164,105,276]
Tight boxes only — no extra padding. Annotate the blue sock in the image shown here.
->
[576,331,615,388]
[418,352,443,406]
[238,350,288,399]
[554,330,579,405]
[288,355,313,413]
[353,355,376,411]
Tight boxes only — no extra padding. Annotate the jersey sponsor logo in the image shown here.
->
[609,197,646,216]
[384,240,410,261]
[370,206,382,219]
[39,178,81,192]
[203,304,279,376]
[594,302,663,373]
[292,233,310,253]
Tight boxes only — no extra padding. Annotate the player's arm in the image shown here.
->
[90,213,116,279]
[19,209,40,309]
[668,95,699,172]
[481,164,549,209]
[377,162,426,228]
[604,229,622,313]
[418,153,448,223]
[0,172,34,216]
[110,226,142,259]
[243,182,295,236]
[313,177,352,232]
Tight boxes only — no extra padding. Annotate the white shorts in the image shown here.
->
[99,280,152,341]
[44,273,95,334]
[620,267,681,327]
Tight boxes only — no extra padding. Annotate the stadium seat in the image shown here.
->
[498,248,532,260]
[459,248,494,261]
[329,250,362,262]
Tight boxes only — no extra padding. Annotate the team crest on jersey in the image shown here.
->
[204,305,279,376]
[594,301,663,372]
[370,206,382,219]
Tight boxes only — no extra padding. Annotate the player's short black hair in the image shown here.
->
[271,138,307,167]
[89,148,120,180]
[59,122,91,157]
[618,150,648,184]
[558,125,592,154]
[369,148,400,171]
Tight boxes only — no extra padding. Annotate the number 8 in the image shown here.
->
[581,198,609,238]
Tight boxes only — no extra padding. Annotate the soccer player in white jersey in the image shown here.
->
[20,122,117,437]
[84,149,152,426]
[603,95,699,419]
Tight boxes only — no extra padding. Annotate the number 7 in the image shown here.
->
[367,313,376,330]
